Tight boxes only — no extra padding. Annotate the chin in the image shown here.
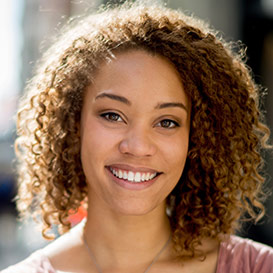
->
[109,200,163,216]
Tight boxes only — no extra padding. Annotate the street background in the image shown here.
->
[0,0,273,269]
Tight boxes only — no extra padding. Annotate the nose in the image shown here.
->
[119,124,157,157]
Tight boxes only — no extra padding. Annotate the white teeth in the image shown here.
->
[127,171,134,181]
[150,173,157,179]
[110,168,157,183]
[123,171,128,180]
[135,172,141,182]
[141,173,146,181]
[145,173,150,181]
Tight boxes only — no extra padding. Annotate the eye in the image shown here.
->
[157,119,180,129]
[100,112,123,122]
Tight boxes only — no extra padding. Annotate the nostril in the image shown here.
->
[118,135,157,157]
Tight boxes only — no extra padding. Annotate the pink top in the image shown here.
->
[1,235,273,273]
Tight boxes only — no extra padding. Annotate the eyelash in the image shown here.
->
[100,112,180,129]
[100,112,123,122]
[157,119,180,129]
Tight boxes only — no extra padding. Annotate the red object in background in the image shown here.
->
[68,205,87,226]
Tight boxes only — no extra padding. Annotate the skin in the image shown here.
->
[81,50,190,217]
[44,50,219,273]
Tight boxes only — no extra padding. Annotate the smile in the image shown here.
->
[109,167,158,183]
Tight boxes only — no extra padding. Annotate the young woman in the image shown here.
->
[2,1,273,272]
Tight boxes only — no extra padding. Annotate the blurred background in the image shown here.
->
[0,0,273,269]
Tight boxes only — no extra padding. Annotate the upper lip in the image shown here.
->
[106,163,162,173]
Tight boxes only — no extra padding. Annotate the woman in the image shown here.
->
[2,1,273,272]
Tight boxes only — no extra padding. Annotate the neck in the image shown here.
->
[84,198,172,270]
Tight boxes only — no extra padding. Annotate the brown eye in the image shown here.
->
[101,112,122,122]
[158,119,179,129]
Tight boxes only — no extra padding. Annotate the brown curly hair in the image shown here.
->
[15,1,271,258]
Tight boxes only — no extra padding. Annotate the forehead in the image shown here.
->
[87,50,189,105]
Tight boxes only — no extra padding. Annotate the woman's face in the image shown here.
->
[80,50,191,216]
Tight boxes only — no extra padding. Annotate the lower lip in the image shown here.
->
[106,167,160,191]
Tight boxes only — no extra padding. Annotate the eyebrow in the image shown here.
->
[95,92,188,112]
[95,93,131,105]
[155,102,188,112]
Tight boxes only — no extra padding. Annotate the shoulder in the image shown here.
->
[0,250,56,273]
[217,235,273,273]
[1,221,86,273]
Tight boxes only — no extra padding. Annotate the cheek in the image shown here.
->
[80,120,113,185]
[80,118,120,164]
[156,137,188,199]
[160,134,189,175]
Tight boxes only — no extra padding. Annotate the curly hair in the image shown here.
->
[15,1,271,258]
